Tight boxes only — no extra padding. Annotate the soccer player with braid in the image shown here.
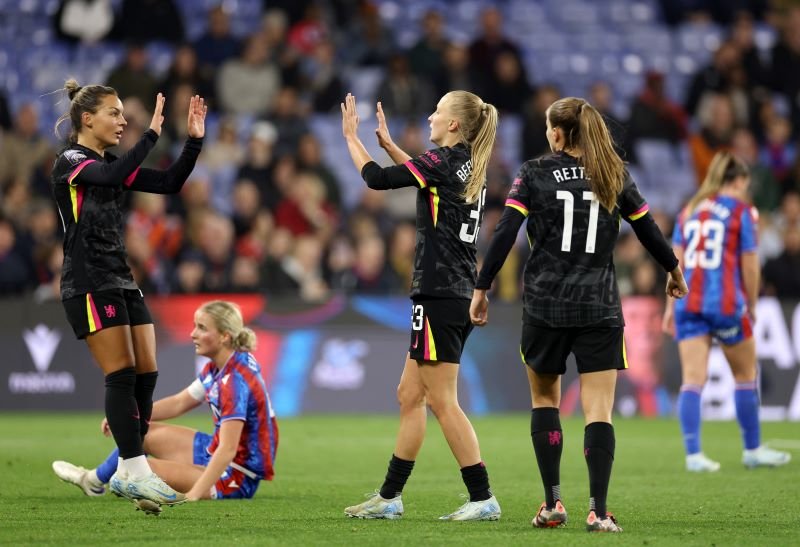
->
[49,79,206,512]
[663,151,790,472]
[470,97,688,532]
[341,91,502,521]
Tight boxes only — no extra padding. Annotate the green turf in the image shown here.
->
[0,413,797,546]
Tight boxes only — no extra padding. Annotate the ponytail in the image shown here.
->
[443,91,499,203]
[198,300,258,352]
[547,97,624,212]
[684,151,749,214]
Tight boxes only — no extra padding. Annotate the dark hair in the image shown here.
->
[685,152,749,213]
[547,97,624,212]
[54,79,118,143]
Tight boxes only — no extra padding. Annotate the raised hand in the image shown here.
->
[149,93,165,135]
[187,94,207,138]
[341,93,360,139]
[375,101,393,149]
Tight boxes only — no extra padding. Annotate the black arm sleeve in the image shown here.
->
[630,213,679,272]
[361,161,419,190]
[126,137,204,194]
[475,206,526,290]
[75,130,158,186]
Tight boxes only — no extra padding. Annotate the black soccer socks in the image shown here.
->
[134,371,158,439]
[380,455,415,499]
[104,367,143,459]
[584,421,615,519]
[531,407,563,508]
[461,462,492,502]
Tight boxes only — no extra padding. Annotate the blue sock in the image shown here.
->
[735,382,761,450]
[678,385,702,455]
[95,448,119,484]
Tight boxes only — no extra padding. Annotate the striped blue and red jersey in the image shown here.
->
[672,195,758,316]
[197,351,278,480]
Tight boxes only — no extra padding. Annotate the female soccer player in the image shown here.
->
[663,152,790,472]
[53,300,279,512]
[50,79,206,510]
[340,92,501,521]
[470,97,688,532]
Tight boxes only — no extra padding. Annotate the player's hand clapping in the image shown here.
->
[341,93,360,140]
[149,93,165,135]
[187,95,207,139]
[375,101,393,149]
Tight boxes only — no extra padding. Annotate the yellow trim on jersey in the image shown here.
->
[621,334,628,369]
[70,185,79,222]
[426,317,437,361]
[430,187,440,227]
[519,345,526,365]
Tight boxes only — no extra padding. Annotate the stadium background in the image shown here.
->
[0,0,799,420]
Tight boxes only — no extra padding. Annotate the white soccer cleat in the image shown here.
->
[586,510,622,532]
[532,500,568,528]
[344,491,403,519]
[110,471,186,506]
[742,446,791,469]
[686,452,721,472]
[52,460,105,496]
[439,495,501,521]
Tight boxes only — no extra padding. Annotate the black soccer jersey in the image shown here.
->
[403,144,485,300]
[477,152,649,327]
[51,130,202,299]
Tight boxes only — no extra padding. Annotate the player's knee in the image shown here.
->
[397,383,425,409]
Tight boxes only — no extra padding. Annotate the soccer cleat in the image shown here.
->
[532,500,568,528]
[686,452,721,472]
[52,461,106,496]
[110,471,186,506]
[742,446,791,469]
[439,495,501,521]
[586,510,622,532]
[344,491,403,519]
[133,498,163,516]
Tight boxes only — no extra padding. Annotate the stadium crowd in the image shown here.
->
[1,0,800,302]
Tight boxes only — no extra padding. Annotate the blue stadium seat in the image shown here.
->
[345,67,385,106]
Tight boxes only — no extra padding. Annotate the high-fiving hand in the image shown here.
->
[341,93,360,139]
[375,101,392,149]
[187,94,207,139]
[149,93,165,135]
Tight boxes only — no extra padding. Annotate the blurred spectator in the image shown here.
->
[286,3,330,57]
[684,40,742,117]
[195,210,236,292]
[730,12,770,96]
[230,254,262,292]
[483,51,531,114]
[262,232,329,301]
[217,34,282,116]
[520,84,561,161]
[763,225,800,297]
[231,180,263,240]
[760,115,796,186]
[0,91,11,131]
[408,10,447,83]
[106,43,158,109]
[627,71,688,153]
[375,54,433,120]
[300,40,345,113]
[296,133,342,210]
[731,128,781,212]
[0,216,31,295]
[19,199,60,278]
[688,92,736,183]
[237,121,279,211]
[339,1,396,67]
[192,6,242,72]
[0,103,55,197]
[263,87,310,156]
[387,220,415,292]
[32,243,63,303]
[433,42,477,100]
[159,44,216,109]
[203,117,245,172]
[769,6,800,136]
[2,180,32,229]
[589,80,629,159]
[774,190,800,233]
[54,0,114,44]
[261,9,300,86]
[349,234,399,293]
[468,6,528,97]
[274,171,337,241]
[112,0,184,44]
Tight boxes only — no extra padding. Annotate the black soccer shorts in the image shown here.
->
[408,297,473,364]
[520,322,628,375]
[62,288,153,339]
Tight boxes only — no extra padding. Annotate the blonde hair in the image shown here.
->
[443,90,499,203]
[198,300,257,352]
[54,79,118,143]
[547,97,624,212]
[685,151,749,213]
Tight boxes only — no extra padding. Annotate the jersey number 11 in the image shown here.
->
[557,190,599,253]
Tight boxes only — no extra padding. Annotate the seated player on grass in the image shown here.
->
[53,300,278,506]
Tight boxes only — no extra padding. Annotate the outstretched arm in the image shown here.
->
[341,93,373,172]
[375,101,412,165]
[185,419,244,500]
[125,95,206,194]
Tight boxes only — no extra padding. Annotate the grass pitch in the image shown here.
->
[0,413,797,546]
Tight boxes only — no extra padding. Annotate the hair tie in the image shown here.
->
[480,102,488,113]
